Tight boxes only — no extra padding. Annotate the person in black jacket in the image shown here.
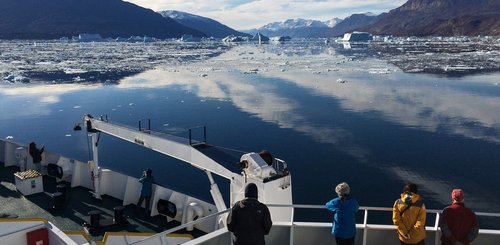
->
[227,183,273,245]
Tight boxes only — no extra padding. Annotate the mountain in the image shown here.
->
[364,0,500,36]
[327,13,381,37]
[247,18,342,38]
[0,0,205,39]
[159,10,249,38]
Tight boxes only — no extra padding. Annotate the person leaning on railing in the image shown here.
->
[393,182,427,245]
[439,189,479,245]
[325,182,359,245]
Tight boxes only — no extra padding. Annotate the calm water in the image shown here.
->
[1,41,499,223]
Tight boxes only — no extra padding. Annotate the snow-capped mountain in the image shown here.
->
[260,18,340,31]
[159,10,250,38]
[245,18,343,38]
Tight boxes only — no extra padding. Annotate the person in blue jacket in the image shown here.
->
[325,182,359,245]
[137,169,155,214]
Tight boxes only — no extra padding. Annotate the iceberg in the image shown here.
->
[251,32,269,44]
[342,32,373,42]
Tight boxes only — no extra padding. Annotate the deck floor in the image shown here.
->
[0,163,203,241]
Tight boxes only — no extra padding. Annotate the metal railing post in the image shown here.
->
[363,209,368,245]
[434,212,441,245]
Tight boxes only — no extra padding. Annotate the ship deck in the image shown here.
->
[0,162,204,242]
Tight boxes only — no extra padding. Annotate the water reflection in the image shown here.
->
[1,44,499,212]
[0,84,101,119]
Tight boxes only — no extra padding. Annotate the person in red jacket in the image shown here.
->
[440,189,479,245]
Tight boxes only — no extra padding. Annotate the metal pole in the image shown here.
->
[363,209,368,245]
[91,133,102,199]
[434,212,441,245]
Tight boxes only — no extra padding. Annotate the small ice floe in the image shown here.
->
[163,123,169,127]
[129,103,134,106]
[3,74,30,83]
[65,134,72,137]
[243,68,259,74]
[337,78,347,84]
[73,106,82,109]
[73,76,85,82]
[494,82,499,86]
[3,74,15,82]
[5,136,14,139]
[369,68,391,74]
[14,76,30,83]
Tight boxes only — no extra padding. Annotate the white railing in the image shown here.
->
[271,204,500,245]
[126,204,500,245]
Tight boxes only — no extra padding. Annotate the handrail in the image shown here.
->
[129,204,500,245]
[128,208,232,245]
[267,204,500,218]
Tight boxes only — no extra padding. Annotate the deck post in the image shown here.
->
[206,171,228,214]
[363,209,368,245]
[434,212,441,245]
[90,133,101,199]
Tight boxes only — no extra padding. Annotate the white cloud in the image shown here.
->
[125,0,406,29]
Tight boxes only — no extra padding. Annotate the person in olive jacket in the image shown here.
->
[227,183,272,245]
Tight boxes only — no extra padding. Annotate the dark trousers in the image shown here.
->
[336,237,355,245]
[137,195,151,212]
[400,240,425,245]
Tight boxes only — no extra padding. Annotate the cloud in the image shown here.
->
[125,0,406,29]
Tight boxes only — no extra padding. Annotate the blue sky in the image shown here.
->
[125,0,407,30]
